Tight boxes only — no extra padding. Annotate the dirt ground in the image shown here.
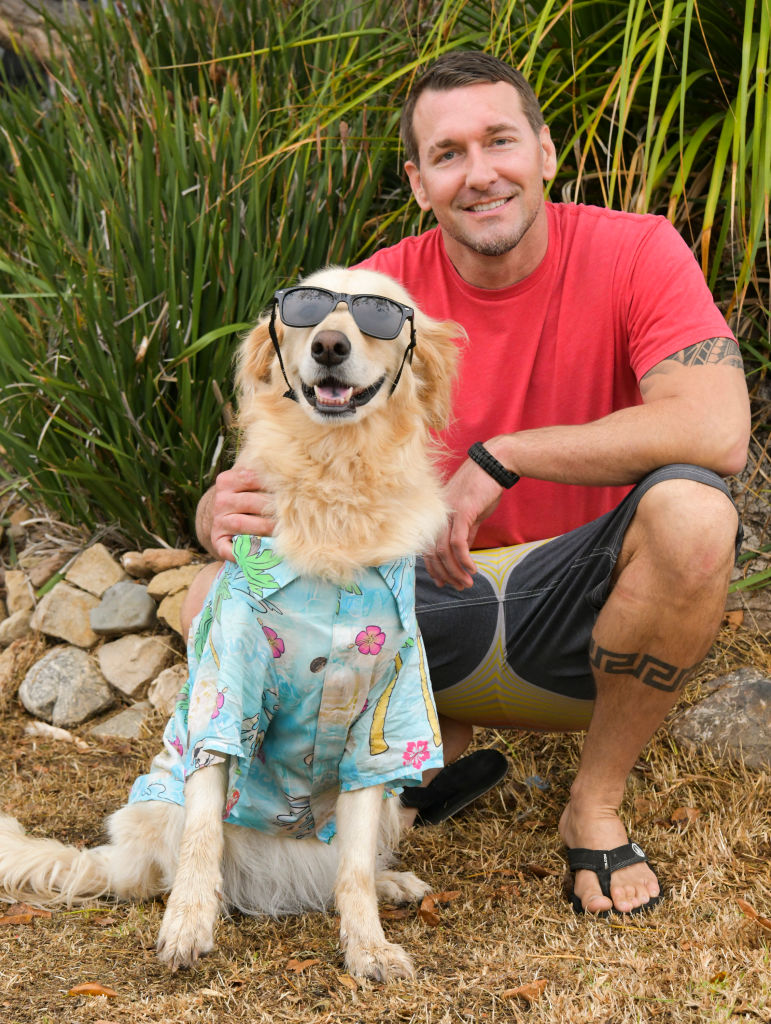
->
[0,621,769,1024]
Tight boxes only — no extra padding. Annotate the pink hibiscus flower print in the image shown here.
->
[355,624,386,655]
[402,740,430,770]
[170,735,184,757]
[262,625,285,658]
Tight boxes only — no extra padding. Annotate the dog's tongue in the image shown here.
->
[314,384,354,407]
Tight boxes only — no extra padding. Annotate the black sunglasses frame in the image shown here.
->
[273,287,414,341]
[267,286,418,405]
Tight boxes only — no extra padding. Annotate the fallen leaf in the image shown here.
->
[338,974,359,991]
[526,863,559,878]
[671,806,701,825]
[634,796,654,816]
[380,907,412,919]
[418,903,441,927]
[710,970,728,984]
[723,609,744,629]
[501,978,547,1004]
[431,889,462,904]
[67,982,119,998]
[286,958,321,972]
[0,903,52,926]
[737,898,771,932]
[91,915,118,927]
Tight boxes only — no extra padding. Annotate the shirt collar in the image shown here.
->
[231,535,415,627]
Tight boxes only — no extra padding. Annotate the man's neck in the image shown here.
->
[441,207,550,290]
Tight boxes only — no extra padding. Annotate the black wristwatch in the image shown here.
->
[467,442,520,488]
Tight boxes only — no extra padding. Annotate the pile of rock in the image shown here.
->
[0,542,204,740]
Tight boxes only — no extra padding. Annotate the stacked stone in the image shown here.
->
[0,542,203,739]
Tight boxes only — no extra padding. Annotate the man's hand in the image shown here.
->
[196,466,274,561]
[424,459,504,589]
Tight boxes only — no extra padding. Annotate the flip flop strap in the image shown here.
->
[567,843,649,895]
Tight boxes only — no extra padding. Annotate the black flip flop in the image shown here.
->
[566,842,662,915]
[399,749,509,825]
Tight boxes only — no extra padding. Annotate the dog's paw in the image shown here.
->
[345,939,415,982]
[156,895,219,970]
[375,869,431,904]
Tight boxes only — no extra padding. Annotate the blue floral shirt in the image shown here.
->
[129,536,444,842]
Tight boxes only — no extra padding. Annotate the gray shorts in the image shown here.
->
[415,464,742,732]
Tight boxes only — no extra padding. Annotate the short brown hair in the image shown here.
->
[400,51,545,166]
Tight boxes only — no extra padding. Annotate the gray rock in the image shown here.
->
[19,645,116,727]
[5,569,35,615]
[30,582,100,648]
[671,667,771,769]
[90,582,157,636]
[97,634,174,698]
[90,700,154,740]
[0,609,33,647]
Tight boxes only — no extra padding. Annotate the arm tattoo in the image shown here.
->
[642,337,744,383]
[589,639,698,693]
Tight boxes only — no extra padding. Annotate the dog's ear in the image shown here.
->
[410,314,465,430]
[236,317,279,396]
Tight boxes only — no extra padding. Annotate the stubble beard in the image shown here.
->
[445,199,540,258]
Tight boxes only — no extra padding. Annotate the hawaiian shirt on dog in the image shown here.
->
[129,535,444,842]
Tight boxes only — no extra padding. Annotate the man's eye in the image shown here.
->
[437,150,457,162]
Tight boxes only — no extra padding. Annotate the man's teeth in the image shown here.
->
[469,198,508,212]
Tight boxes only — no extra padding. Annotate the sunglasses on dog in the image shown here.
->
[273,287,414,341]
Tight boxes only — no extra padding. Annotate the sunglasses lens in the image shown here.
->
[280,288,335,327]
[350,296,404,339]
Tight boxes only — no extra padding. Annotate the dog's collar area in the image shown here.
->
[268,299,416,406]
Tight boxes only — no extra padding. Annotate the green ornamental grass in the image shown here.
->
[0,0,767,547]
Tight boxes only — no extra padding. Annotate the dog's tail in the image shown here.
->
[0,802,183,907]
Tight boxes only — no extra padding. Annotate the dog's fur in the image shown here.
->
[0,266,461,981]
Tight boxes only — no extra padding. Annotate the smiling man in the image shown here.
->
[188,52,750,917]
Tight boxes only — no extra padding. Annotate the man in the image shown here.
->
[186,52,750,916]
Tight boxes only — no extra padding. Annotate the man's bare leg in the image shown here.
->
[559,479,739,913]
[180,562,222,643]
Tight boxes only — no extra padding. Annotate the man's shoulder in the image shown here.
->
[549,201,671,241]
[357,227,444,271]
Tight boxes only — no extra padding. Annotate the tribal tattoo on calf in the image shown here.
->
[589,639,699,693]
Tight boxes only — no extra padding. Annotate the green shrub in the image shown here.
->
[0,0,767,546]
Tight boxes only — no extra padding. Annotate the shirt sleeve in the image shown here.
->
[625,217,736,381]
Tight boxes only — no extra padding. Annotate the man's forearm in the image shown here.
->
[487,393,749,487]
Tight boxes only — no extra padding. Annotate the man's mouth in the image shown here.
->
[301,376,386,415]
[466,197,511,213]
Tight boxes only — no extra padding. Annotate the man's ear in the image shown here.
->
[405,161,432,212]
[540,125,557,183]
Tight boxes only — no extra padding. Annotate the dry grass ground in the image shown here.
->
[0,626,768,1024]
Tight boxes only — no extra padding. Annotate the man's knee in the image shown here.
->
[180,561,222,642]
[617,478,739,593]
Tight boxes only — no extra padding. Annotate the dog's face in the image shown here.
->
[238,267,462,431]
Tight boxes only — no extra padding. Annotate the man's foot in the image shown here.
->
[558,801,661,914]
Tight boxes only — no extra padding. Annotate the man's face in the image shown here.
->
[404,82,557,273]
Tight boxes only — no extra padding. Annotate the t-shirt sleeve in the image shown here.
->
[626,218,736,381]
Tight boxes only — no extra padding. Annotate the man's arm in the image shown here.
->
[195,466,275,560]
[425,337,750,589]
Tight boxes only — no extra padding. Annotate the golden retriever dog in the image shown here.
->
[0,267,461,982]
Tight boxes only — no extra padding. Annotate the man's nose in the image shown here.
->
[465,145,498,191]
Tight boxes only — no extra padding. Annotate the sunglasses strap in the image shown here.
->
[389,320,417,396]
[268,302,299,402]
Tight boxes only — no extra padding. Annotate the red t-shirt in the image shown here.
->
[359,203,734,547]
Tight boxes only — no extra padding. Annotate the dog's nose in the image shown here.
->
[311,330,351,367]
